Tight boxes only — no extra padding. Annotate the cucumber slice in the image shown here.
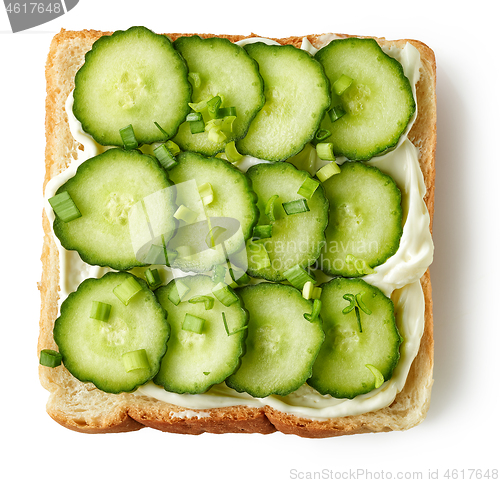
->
[315,38,415,161]
[319,161,402,277]
[73,26,191,146]
[154,275,248,394]
[166,151,258,273]
[226,283,324,398]
[53,148,177,270]
[246,162,329,281]
[172,36,265,156]
[308,278,402,399]
[236,43,330,162]
[53,272,169,394]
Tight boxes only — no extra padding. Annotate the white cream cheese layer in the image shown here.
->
[43,37,432,420]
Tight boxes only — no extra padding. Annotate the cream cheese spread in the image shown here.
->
[43,37,433,420]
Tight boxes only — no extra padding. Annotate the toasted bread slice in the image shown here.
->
[39,29,435,437]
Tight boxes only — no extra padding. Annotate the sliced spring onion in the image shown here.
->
[113,277,142,306]
[122,349,150,372]
[212,282,238,307]
[143,244,165,265]
[297,177,320,200]
[342,294,356,314]
[345,254,376,275]
[314,129,331,142]
[222,312,248,336]
[282,199,310,215]
[188,72,201,88]
[316,143,336,161]
[304,299,322,322]
[207,127,227,143]
[168,280,191,306]
[207,95,222,118]
[189,295,215,310]
[145,268,162,290]
[212,264,226,284]
[328,105,346,122]
[217,106,237,118]
[174,205,198,224]
[333,74,353,96]
[165,140,180,156]
[182,313,206,334]
[316,161,340,182]
[186,112,203,122]
[154,121,169,138]
[90,301,112,322]
[48,191,82,223]
[252,224,273,240]
[154,143,178,170]
[265,194,279,223]
[302,281,322,300]
[39,349,62,368]
[189,118,205,134]
[247,240,271,270]
[284,264,316,290]
[229,267,251,286]
[366,364,385,389]
[198,182,214,205]
[119,124,139,150]
[355,291,372,315]
[188,99,209,112]
[225,141,243,163]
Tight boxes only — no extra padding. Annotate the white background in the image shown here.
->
[1,1,499,481]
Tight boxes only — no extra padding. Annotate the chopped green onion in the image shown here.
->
[188,99,209,112]
[174,205,198,224]
[189,118,206,134]
[316,161,340,182]
[203,371,211,375]
[304,299,322,322]
[154,143,178,170]
[206,226,227,248]
[90,301,112,322]
[333,74,353,96]
[283,264,316,290]
[366,364,385,389]
[355,292,372,315]
[198,182,214,205]
[252,224,273,240]
[345,254,376,275]
[212,264,226,284]
[342,293,356,314]
[168,280,191,305]
[229,267,251,286]
[247,240,271,270]
[328,105,346,122]
[207,127,227,143]
[297,177,320,200]
[145,268,162,290]
[165,140,180,156]
[119,124,139,150]
[225,141,243,163]
[39,349,62,368]
[186,112,203,122]
[154,121,169,138]
[48,191,82,223]
[316,143,336,161]
[122,349,150,372]
[189,295,215,311]
[265,194,279,223]
[207,95,222,118]
[182,313,206,334]
[302,281,322,300]
[282,199,310,215]
[212,282,238,306]
[222,312,248,336]
[113,277,142,305]
[143,244,165,265]
[315,129,331,142]
[217,106,237,118]
[188,72,201,88]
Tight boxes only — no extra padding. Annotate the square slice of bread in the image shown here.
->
[39,29,436,437]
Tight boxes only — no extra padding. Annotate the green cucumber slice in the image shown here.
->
[53,272,169,394]
[319,161,403,277]
[53,148,177,271]
[226,283,325,398]
[236,43,330,162]
[154,275,248,394]
[73,26,191,146]
[315,37,416,161]
[246,162,329,281]
[308,278,402,399]
[172,36,265,156]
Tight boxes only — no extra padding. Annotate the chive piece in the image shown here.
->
[247,240,271,270]
[39,349,62,368]
[119,124,139,150]
[49,191,82,223]
[354,305,363,332]
[225,141,243,163]
[356,292,372,315]
[186,112,203,122]
[328,105,346,122]
[252,224,273,240]
[174,205,198,224]
[304,299,322,322]
[366,364,385,389]
[90,301,112,322]
[345,254,376,275]
[188,72,201,88]
[229,267,251,286]
[189,118,206,134]
[316,161,341,182]
[145,268,162,290]
[154,121,169,138]
[316,143,336,161]
[222,312,248,336]
[297,177,320,200]
[207,95,222,118]
[189,295,215,311]
[333,74,353,96]
[122,349,150,372]
[342,293,356,314]
[198,182,214,205]
[212,282,238,307]
[203,371,211,375]
[283,264,316,290]
[113,277,142,306]
[265,195,279,223]
[314,129,331,142]
[182,313,206,334]
[212,264,226,284]
[282,199,310,215]
[168,280,191,306]
[154,144,178,170]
